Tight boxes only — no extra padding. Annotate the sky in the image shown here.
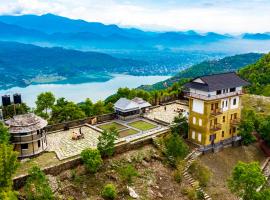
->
[0,0,270,34]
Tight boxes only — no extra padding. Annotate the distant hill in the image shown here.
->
[242,33,270,40]
[0,41,147,90]
[140,53,263,90]
[239,53,270,96]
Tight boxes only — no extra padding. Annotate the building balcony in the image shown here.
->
[184,90,244,101]
[230,118,241,126]
[12,133,45,144]
[210,123,222,132]
[210,108,223,116]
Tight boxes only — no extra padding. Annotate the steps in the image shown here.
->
[183,149,212,200]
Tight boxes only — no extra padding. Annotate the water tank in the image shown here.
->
[2,95,11,107]
[13,93,22,104]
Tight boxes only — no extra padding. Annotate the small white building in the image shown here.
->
[114,97,151,120]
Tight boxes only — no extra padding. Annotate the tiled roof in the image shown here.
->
[114,98,140,112]
[184,72,249,92]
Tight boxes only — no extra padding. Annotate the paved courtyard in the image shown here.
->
[46,125,101,160]
[144,103,189,124]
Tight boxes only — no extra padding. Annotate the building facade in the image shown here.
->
[184,72,249,152]
[5,113,48,158]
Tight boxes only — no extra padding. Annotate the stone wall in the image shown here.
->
[45,113,116,133]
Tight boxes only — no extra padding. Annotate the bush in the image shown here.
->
[24,166,54,200]
[81,149,103,173]
[101,183,117,200]
[164,134,189,166]
[173,160,186,183]
[118,164,139,184]
[97,128,118,157]
[189,161,211,187]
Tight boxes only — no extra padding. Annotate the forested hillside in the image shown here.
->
[239,53,270,96]
[140,53,263,90]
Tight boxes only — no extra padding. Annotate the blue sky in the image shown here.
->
[1,0,270,33]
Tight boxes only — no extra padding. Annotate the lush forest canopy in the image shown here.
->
[239,52,270,96]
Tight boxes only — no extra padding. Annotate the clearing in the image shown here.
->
[128,120,157,131]
[97,122,127,131]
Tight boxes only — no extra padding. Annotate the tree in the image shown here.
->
[164,134,189,166]
[171,114,188,138]
[101,183,117,200]
[228,161,266,200]
[0,144,19,200]
[35,92,55,119]
[81,149,103,173]
[97,128,119,157]
[259,116,270,146]
[24,166,54,200]
[118,164,139,184]
[0,122,10,144]
[2,103,30,119]
[79,98,93,117]
[238,119,256,145]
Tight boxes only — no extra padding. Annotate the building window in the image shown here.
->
[233,127,236,133]
[230,88,236,92]
[222,131,225,137]
[192,131,195,139]
[223,116,225,122]
[233,98,237,105]
[193,117,196,124]
[217,90,222,95]
[199,119,202,126]
[229,128,232,135]
[38,140,41,148]
[198,133,202,142]
[21,143,28,150]
[211,104,214,110]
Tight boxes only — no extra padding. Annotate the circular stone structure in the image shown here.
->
[5,113,48,158]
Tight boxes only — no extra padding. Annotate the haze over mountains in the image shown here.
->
[0,13,269,90]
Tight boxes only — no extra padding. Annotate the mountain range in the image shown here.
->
[0,13,269,52]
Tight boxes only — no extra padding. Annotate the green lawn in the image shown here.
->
[119,129,139,138]
[97,122,127,131]
[128,120,157,131]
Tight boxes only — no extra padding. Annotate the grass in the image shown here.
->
[242,94,270,117]
[97,122,127,131]
[128,120,157,131]
[119,129,139,138]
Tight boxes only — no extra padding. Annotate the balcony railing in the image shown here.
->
[210,108,223,116]
[210,123,222,131]
[184,91,244,100]
[12,134,44,144]
[230,118,241,126]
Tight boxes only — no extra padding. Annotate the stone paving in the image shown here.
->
[144,103,189,124]
[46,125,101,160]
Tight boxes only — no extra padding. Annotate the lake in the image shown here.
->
[0,74,170,107]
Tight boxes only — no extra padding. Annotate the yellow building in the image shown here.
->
[184,72,249,152]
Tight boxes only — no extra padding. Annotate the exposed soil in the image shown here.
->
[54,145,190,200]
[199,144,267,200]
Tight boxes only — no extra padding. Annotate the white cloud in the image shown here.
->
[0,0,270,33]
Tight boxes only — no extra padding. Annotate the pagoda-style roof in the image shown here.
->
[184,72,249,92]
[132,97,151,109]
[114,98,140,112]
[5,113,48,134]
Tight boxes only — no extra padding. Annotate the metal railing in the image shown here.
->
[184,90,244,100]
[210,108,223,116]
[210,123,222,131]
[230,118,241,126]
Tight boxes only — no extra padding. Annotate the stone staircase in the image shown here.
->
[183,149,212,200]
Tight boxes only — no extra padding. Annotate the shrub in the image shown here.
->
[118,164,139,184]
[24,166,54,200]
[189,161,211,187]
[173,169,182,183]
[101,183,117,200]
[97,128,118,157]
[164,134,189,166]
[81,149,103,173]
[173,160,186,183]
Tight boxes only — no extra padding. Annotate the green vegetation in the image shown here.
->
[171,114,189,138]
[97,128,119,157]
[228,161,270,200]
[1,103,30,119]
[35,92,56,119]
[80,149,103,173]
[173,160,186,183]
[118,129,139,138]
[258,116,270,146]
[0,122,10,144]
[24,166,54,200]
[117,164,139,184]
[127,120,157,131]
[164,134,189,166]
[98,122,127,131]
[143,53,262,91]
[239,119,256,145]
[188,161,211,187]
[239,53,270,96]
[101,183,117,200]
